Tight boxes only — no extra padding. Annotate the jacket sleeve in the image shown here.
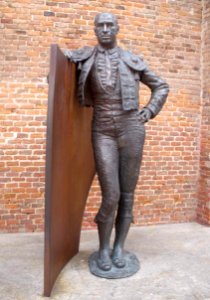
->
[140,67,169,118]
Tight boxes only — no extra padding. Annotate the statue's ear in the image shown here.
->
[115,25,120,34]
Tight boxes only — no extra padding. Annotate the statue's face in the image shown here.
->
[94,13,119,48]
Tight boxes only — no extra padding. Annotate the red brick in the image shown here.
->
[0,0,207,232]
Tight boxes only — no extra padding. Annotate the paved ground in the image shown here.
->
[0,223,210,300]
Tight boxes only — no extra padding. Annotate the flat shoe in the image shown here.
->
[97,258,112,271]
[112,257,126,268]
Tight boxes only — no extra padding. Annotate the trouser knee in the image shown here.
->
[95,191,120,223]
[116,192,134,221]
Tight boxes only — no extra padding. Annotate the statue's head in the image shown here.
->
[94,12,119,48]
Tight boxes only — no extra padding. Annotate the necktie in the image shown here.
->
[105,51,112,87]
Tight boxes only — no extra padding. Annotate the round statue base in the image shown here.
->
[88,251,140,279]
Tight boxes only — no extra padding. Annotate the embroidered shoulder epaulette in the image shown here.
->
[70,46,95,63]
[120,49,147,72]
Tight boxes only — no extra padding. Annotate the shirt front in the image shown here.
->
[89,45,121,101]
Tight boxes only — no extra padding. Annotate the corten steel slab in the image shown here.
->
[44,44,95,297]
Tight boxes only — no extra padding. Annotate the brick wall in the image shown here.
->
[0,0,204,232]
[197,1,210,225]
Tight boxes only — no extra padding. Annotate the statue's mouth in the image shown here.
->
[101,36,111,40]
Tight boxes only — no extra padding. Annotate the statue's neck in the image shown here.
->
[98,42,117,50]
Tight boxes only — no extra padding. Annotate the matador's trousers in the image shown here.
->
[92,106,145,224]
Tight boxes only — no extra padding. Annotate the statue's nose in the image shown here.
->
[103,24,108,33]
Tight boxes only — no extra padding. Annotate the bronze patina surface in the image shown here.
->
[64,12,169,278]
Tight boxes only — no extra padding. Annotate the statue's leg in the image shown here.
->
[92,131,120,271]
[112,122,145,268]
[96,214,115,271]
[112,193,134,268]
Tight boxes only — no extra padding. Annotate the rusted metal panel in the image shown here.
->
[44,44,95,297]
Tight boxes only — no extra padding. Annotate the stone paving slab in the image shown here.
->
[0,223,210,300]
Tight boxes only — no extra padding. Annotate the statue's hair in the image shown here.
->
[94,12,118,26]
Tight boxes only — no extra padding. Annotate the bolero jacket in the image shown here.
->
[67,46,169,118]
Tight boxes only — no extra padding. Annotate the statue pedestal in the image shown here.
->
[88,251,140,279]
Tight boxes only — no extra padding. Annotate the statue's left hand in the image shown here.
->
[64,49,73,60]
[138,108,152,123]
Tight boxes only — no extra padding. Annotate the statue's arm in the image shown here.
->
[63,46,95,63]
[140,67,169,121]
[63,49,78,63]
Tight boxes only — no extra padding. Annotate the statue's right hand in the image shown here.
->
[64,49,73,60]
[137,108,152,123]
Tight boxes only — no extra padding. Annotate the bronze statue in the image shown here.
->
[64,12,169,277]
